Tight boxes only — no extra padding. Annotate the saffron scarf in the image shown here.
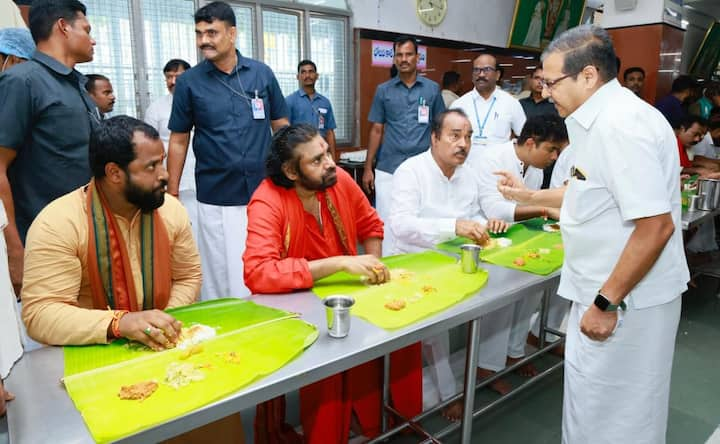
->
[85,180,171,311]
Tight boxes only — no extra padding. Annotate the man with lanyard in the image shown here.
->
[285,59,337,157]
[0,0,98,298]
[244,124,421,443]
[167,1,289,300]
[144,58,198,240]
[496,26,688,443]
[472,114,565,394]
[389,109,508,420]
[362,35,445,254]
[450,53,526,164]
[21,117,242,440]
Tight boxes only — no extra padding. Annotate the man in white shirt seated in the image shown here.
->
[450,53,526,162]
[144,58,198,240]
[389,109,508,419]
[472,114,567,393]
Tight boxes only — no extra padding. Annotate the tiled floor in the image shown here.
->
[390,277,720,444]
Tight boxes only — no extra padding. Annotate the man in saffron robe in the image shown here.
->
[244,124,422,443]
[22,116,244,443]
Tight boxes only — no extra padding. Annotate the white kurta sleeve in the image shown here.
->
[475,153,517,222]
[389,165,457,249]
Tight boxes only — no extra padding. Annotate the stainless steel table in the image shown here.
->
[682,207,720,230]
[6,264,560,444]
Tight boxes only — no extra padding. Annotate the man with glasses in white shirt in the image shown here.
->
[389,109,508,420]
[450,53,526,163]
[496,25,688,444]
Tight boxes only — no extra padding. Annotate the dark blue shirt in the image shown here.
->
[368,75,445,174]
[169,51,288,206]
[285,89,336,137]
[655,94,686,128]
[0,50,96,242]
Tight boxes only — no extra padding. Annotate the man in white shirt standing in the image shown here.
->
[498,25,688,444]
[450,53,526,163]
[145,58,198,241]
[389,109,507,420]
[473,114,566,393]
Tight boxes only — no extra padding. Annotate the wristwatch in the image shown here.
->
[593,293,627,312]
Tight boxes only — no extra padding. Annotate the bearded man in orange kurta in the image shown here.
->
[244,124,422,443]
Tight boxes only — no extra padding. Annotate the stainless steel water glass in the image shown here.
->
[324,295,355,338]
[460,244,482,273]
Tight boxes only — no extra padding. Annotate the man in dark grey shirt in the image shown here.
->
[0,0,96,295]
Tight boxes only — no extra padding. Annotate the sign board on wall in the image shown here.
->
[371,40,427,69]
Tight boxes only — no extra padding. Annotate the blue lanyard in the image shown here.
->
[472,95,497,137]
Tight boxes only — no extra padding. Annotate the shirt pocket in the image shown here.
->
[383,95,410,122]
[564,177,615,224]
[491,112,513,138]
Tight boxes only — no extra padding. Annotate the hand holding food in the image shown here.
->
[343,254,390,285]
[455,219,490,245]
[118,310,183,352]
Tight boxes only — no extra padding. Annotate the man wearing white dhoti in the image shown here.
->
[389,109,507,420]
[496,25,689,444]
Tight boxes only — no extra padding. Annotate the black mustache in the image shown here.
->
[200,45,215,50]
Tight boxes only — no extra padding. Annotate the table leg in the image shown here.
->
[382,353,390,432]
[538,288,550,349]
[460,319,480,444]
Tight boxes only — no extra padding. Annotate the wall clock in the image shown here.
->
[416,0,448,27]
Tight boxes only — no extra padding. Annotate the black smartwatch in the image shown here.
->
[593,293,627,312]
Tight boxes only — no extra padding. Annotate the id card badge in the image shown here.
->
[418,104,429,124]
[473,134,488,145]
[251,91,265,120]
[318,108,327,129]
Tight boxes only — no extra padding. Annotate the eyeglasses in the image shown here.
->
[472,66,497,74]
[541,71,580,90]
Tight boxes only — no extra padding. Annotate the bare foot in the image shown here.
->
[506,356,538,377]
[441,400,463,422]
[476,367,512,395]
[527,332,565,358]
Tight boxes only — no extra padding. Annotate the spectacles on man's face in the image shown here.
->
[541,71,580,90]
[472,66,497,75]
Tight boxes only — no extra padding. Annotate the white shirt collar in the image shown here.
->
[471,86,498,102]
[567,79,622,131]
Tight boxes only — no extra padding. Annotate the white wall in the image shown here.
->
[347,0,517,48]
[601,0,664,28]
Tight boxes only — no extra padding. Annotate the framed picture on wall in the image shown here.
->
[689,22,720,80]
[507,0,587,51]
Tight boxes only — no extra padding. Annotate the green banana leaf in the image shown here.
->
[62,299,318,443]
[313,251,488,329]
[436,218,563,275]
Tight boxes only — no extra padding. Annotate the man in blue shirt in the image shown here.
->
[0,0,97,297]
[362,35,445,253]
[285,59,337,156]
[167,1,289,300]
[655,75,697,128]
